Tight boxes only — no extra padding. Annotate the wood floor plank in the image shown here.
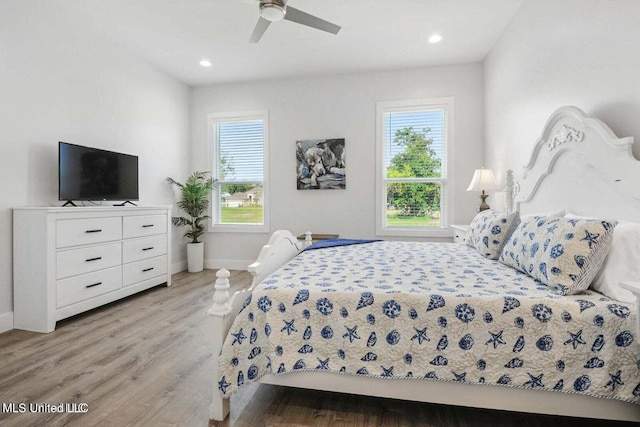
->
[0,269,635,427]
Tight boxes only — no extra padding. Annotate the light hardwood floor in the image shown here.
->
[0,270,635,427]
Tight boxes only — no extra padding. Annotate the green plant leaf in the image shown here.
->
[167,171,216,243]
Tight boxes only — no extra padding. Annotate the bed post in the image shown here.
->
[505,169,514,213]
[205,231,306,420]
[207,268,233,421]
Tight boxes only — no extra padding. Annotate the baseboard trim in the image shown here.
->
[171,260,187,274]
[205,259,252,271]
[171,259,251,273]
[0,311,14,333]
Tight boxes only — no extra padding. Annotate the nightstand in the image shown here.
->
[451,224,469,244]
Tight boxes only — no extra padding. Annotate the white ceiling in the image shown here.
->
[56,0,524,87]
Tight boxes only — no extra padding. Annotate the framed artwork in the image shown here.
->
[296,138,346,190]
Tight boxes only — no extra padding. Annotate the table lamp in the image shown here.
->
[467,167,499,212]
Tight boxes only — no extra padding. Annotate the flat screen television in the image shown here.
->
[59,141,139,205]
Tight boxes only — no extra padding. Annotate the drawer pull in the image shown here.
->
[142,247,154,251]
[142,267,154,272]
[85,257,103,262]
[86,282,102,288]
[142,224,154,228]
[85,229,102,233]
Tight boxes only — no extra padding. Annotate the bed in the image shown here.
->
[207,106,640,422]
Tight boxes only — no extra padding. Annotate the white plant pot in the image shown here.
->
[187,242,204,273]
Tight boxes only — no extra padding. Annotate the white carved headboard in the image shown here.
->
[506,106,640,222]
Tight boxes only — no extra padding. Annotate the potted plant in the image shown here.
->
[167,171,215,273]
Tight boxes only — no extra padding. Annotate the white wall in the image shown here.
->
[484,0,640,192]
[191,64,485,267]
[0,1,191,331]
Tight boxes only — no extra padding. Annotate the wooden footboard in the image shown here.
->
[207,230,306,421]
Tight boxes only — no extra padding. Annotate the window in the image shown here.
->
[376,98,452,237]
[209,110,269,233]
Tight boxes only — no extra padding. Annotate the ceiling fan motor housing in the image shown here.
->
[260,0,286,22]
[250,0,341,43]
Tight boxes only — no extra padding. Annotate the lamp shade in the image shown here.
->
[466,168,499,192]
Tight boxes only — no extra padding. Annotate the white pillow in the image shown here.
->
[591,221,640,303]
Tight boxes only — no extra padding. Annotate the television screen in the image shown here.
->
[59,142,139,202]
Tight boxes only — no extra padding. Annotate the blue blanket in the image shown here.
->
[304,238,379,251]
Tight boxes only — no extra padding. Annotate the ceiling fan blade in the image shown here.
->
[283,6,341,35]
[249,16,272,43]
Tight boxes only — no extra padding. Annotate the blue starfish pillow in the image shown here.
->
[466,210,520,259]
[499,217,618,295]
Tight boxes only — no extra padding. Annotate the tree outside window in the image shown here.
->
[386,126,441,226]
[376,98,452,237]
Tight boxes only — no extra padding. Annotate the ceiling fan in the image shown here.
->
[246,0,341,43]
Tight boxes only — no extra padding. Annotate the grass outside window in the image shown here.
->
[221,206,263,224]
[386,211,440,227]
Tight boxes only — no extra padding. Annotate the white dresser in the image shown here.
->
[13,206,172,333]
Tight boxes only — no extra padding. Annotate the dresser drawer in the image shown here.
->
[123,215,167,239]
[57,217,122,248]
[123,255,167,287]
[56,243,122,280]
[122,235,167,264]
[56,266,123,308]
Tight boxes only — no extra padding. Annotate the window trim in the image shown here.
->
[208,110,270,234]
[375,97,454,238]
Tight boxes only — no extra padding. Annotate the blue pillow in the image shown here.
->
[499,217,617,295]
[466,210,520,259]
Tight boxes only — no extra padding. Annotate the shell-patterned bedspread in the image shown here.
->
[217,241,639,404]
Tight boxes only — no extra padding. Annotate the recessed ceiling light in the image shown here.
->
[428,34,442,44]
[200,59,212,67]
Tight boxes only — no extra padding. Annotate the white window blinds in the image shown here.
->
[384,109,446,178]
[218,120,264,181]
[209,110,269,232]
